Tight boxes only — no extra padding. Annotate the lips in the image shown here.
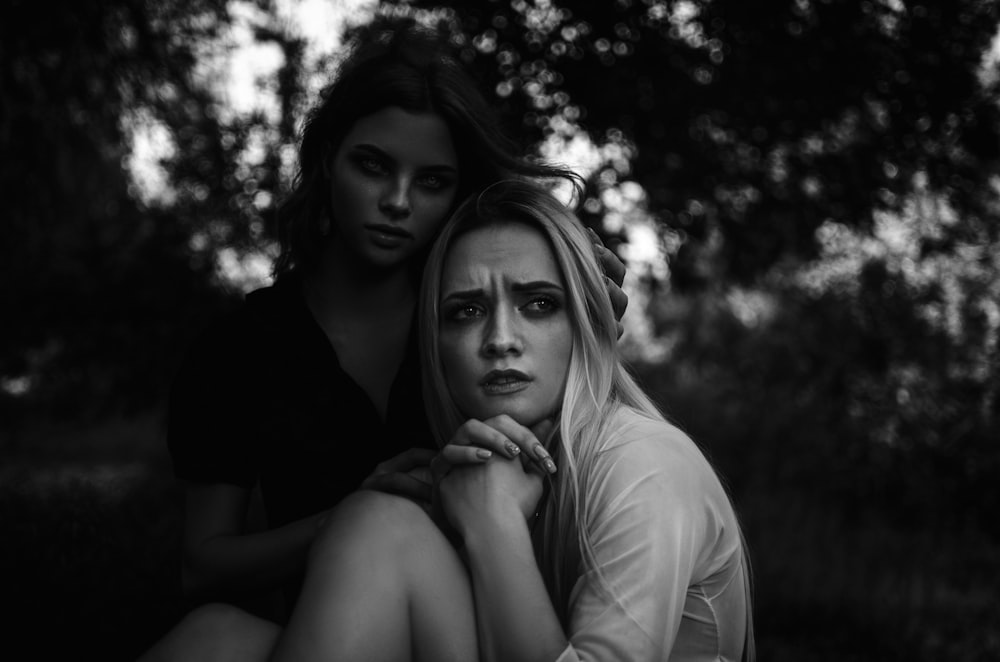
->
[366,223,412,249]
[480,369,531,395]
[366,223,411,238]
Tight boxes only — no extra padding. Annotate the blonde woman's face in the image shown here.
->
[438,221,572,427]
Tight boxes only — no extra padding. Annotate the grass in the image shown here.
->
[2,410,998,661]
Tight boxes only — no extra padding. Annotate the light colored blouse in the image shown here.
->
[553,406,751,662]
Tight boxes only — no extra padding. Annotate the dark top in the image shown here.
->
[167,273,434,611]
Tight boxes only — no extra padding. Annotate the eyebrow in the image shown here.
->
[351,143,458,174]
[442,280,564,301]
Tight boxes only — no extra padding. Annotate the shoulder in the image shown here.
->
[186,280,294,351]
[172,281,291,381]
[595,407,708,487]
[586,407,734,529]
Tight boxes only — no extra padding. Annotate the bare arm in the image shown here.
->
[439,423,568,662]
[181,444,436,601]
[461,499,567,662]
[180,483,325,600]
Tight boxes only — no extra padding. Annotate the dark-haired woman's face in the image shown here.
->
[327,106,460,271]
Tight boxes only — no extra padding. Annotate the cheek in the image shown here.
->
[441,346,477,417]
[541,325,573,391]
[413,192,457,233]
[439,333,477,385]
[329,168,372,212]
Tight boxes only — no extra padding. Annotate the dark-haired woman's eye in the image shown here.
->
[356,155,387,175]
[418,173,454,190]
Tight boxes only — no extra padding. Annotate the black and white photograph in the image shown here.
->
[2,1,998,660]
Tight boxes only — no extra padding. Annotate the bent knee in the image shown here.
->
[146,603,278,662]
[181,602,268,636]
[315,490,436,552]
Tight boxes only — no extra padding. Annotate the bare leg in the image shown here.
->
[268,490,478,662]
[136,602,280,662]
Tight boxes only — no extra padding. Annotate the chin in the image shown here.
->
[484,404,550,429]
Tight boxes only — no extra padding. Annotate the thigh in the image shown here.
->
[137,602,280,662]
[273,490,478,662]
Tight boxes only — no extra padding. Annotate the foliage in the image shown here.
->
[1,0,298,421]
[4,0,998,427]
[395,0,1000,286]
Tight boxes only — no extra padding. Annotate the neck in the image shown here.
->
[303,244,417,318]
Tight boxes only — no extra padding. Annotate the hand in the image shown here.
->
[359,447,436,506]
[438,441,545,535]
[429,417,555,535]
[434,415,557,477]
[588,227,629,338]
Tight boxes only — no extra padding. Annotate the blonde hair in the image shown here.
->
[419,179,754,659]
[419,178,661,609]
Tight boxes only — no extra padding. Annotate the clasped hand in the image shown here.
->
[431,416,555,533]
[359,416,555,531]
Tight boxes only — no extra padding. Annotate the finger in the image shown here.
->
[606,275,629,322]
[590,232,627,288]
[408,466,432,485]
[360,473,433,503]
[452,419,522,459]
[370,447,437,476]
[485,415,557,475]
[429,453,453,482]
[527,418,557,473]
[440,444,494,464]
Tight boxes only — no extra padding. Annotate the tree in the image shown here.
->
[2,0,236,421]
[395,0,1000,287]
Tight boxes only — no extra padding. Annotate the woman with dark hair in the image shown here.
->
[159,11,627,637]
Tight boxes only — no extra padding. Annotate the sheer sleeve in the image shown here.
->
[555,410,742,662]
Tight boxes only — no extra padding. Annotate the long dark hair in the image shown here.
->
[272,15,579,279]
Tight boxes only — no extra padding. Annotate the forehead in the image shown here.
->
[441,221,562,288]
[341,106,458,165]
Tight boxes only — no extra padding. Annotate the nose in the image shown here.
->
[379,176,411,219]
[482,307,523,357]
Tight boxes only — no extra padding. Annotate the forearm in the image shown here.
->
[182,512,326,598]
[462,516,568,662]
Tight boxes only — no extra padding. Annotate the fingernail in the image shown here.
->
[543,458,557,474]
[477,449,492,460]
[505,442,520,456]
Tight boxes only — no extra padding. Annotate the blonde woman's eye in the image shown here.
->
[525,296,560,315]
[459,304,483,319]
[444,303,484,323]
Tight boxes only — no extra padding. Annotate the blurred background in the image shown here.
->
[2,0,998,659]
